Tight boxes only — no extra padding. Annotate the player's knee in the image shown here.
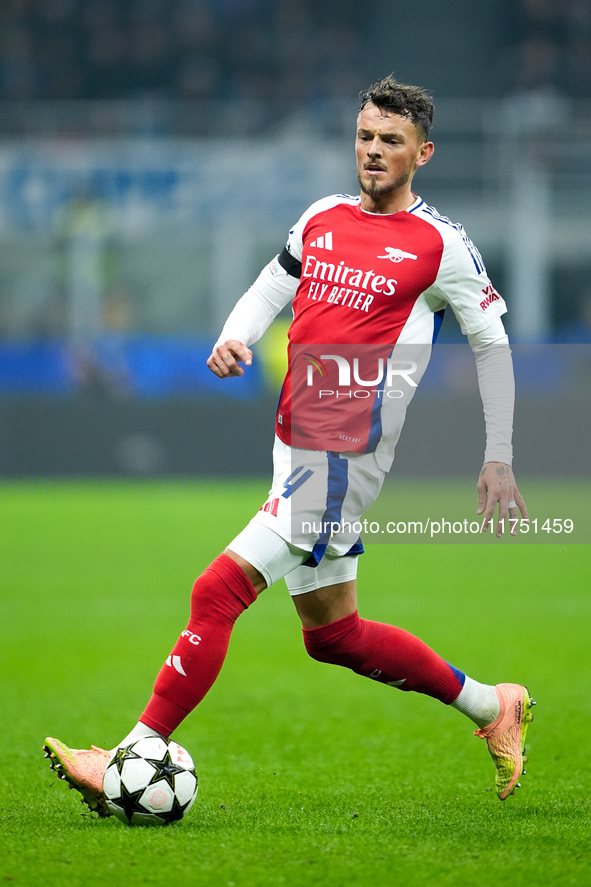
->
[189,572,216,621]
[302,612,366,670]
[189,554,257,623]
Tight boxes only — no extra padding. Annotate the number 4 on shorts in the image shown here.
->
[282,467,314,498]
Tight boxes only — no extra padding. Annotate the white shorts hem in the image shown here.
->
[227,520,359,596]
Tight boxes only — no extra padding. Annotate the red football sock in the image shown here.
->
[303,611,464,704]
[141,554,257,736]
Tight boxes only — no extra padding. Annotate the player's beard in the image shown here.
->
[357,169,412,201]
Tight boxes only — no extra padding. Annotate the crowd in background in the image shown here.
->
[508,0,591,99]
[0,0,590,362]
[2,0,591,105]
[0,0,368,106]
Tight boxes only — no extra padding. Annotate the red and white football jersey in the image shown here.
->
[275,194,506,467]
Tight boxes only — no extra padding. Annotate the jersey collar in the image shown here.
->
[359,193,424,216]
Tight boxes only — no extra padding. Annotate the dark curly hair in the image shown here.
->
[359,75,434,141]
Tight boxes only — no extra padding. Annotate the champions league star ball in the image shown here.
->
[102,736,198,826]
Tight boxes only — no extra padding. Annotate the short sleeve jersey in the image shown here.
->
[274,193,507,468]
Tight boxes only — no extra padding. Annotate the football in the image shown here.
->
[102,736,198,826]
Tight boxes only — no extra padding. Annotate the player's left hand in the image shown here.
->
[476,462,528,538]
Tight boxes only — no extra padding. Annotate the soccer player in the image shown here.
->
[44,75,535,815]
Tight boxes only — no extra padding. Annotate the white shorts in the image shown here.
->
[227,435,386,595]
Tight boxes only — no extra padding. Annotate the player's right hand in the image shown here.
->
[207,339,253,378]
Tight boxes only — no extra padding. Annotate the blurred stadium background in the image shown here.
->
[0,0,590,477]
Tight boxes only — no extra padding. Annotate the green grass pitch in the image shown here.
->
[1,479,590,887]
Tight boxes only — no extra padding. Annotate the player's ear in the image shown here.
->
[416,141,434,168]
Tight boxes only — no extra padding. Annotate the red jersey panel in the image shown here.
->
[274,194,506,460]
